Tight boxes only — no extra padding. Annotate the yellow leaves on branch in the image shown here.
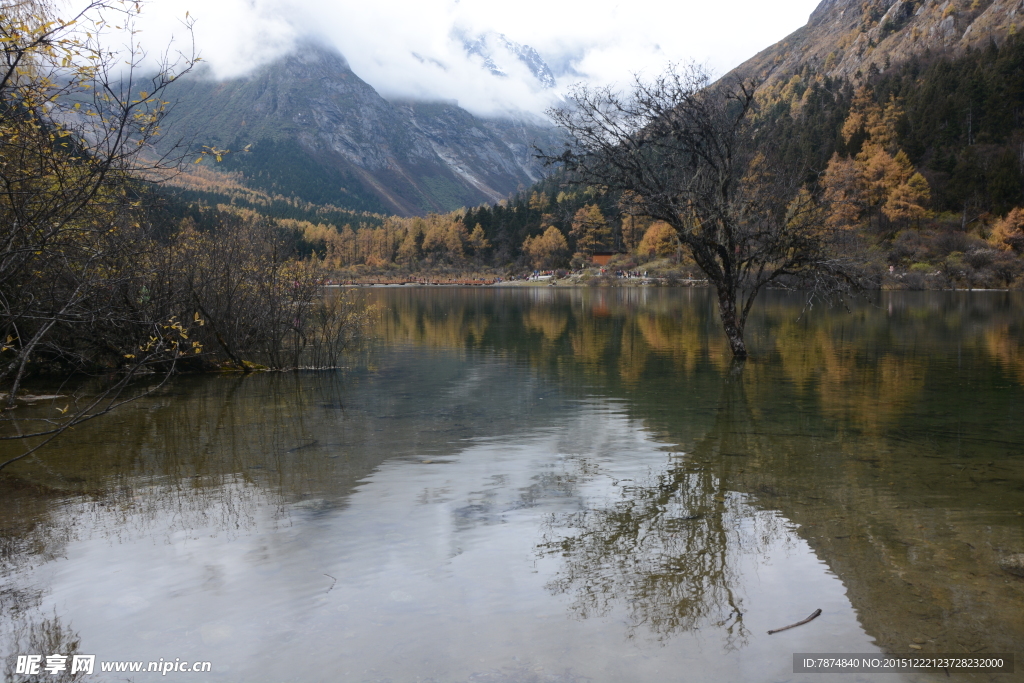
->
[135,313,205,357]
[194,145,230,164]
[1,0,199,266]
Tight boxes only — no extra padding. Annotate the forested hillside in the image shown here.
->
[760,32,1024,218]
[292,26,1021,287]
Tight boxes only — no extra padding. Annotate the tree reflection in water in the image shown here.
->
[539,369,786,646]
[1,607,84,683]
[2,288,1021,673]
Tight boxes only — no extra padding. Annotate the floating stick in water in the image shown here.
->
[767,609,822,635]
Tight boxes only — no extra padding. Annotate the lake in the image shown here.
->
[1,287,1022,682]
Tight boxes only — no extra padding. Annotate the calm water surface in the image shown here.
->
[1,288,1022,683]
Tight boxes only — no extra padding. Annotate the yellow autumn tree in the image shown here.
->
[841,87,903,151]
[467,225,491,260]
[570,204,612,256]
[989,207,1024,252]
[528,192,550,211]
[637,221,677,258]
[417,215,466,263]
[823,87,931,231]
[821,154,863,229]
[395,221,423,266]
[618,191,652,251]
[884,168,932,222]
[523,226,570,269]
[333,225,357,266]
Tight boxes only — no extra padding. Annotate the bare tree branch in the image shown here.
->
[543,63,870,358]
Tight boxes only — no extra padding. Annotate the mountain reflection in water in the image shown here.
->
[0,288,1021,683]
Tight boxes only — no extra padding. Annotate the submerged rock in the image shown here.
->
[999,554,1024,577]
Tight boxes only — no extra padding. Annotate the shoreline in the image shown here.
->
[326,280,1017,292]
[325,274,710,288]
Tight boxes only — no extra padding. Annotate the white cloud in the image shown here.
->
[127,0,823,117]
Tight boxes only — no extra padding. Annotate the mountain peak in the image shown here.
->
[808,0,865,26]
[161,44,559,216]
[459,31,557,89]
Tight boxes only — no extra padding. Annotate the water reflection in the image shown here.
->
[540,372,782,647]
[370,288,1024,660]
[2,611,84,683]
[0,288,1021,682]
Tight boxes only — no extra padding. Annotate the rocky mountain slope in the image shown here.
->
[732,0,1024,85]
[460,32,558,88]
[160,45,560,216]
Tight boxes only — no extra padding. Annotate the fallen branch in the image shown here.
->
[768,608,822,635]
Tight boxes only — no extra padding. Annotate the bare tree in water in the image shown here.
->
[546,64,867,359]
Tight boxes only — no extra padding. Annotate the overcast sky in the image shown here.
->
[133,0,823,117]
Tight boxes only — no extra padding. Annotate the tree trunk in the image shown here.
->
[715,287,748,359]
[6,320,57,406]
